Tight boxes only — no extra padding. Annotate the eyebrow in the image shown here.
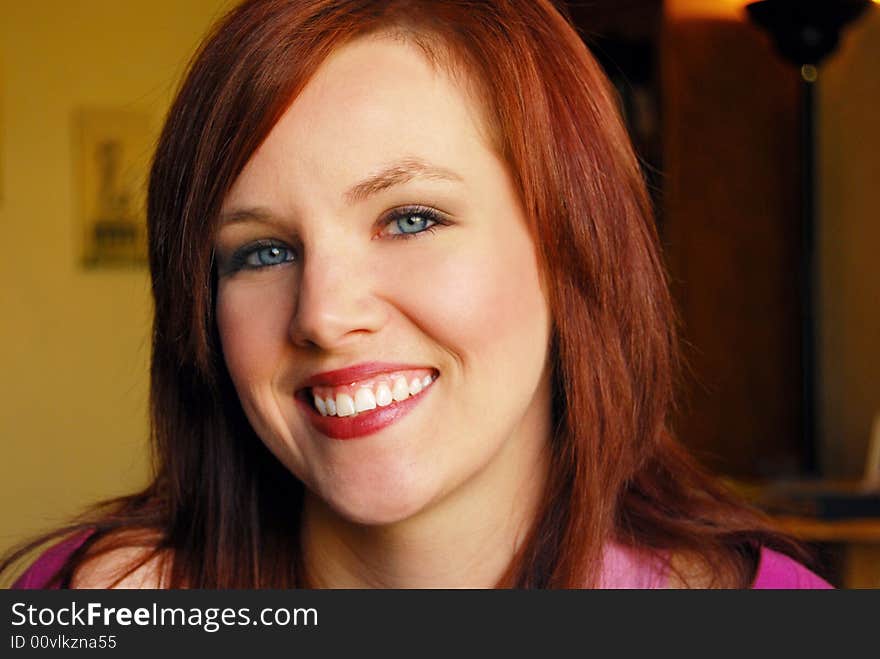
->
[218,207,277,225]
[219,158,463,225]
[343,158,463,204]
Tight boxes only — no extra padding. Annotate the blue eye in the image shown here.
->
[246,245,293,267]
[383,206,445,238]
[394,214,432,234]
[224,240,295,274]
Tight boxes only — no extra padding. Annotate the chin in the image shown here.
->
[317,469,439,527]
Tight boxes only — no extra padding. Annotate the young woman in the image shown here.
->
[5,0,830,589]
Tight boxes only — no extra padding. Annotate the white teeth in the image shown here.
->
[336,392,355,417]
[354,388,377,413]
[391,377,410,402]
[314,396,328,416]
[375,383,393,407]
[312,373,436,417]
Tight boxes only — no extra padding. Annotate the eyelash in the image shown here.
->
[380,205,447,241]
[223,239,295,274]
[222,205,449,274]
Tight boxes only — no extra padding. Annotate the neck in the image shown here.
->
[300,421,549,589]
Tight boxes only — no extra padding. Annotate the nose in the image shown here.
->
[289,246,388,350]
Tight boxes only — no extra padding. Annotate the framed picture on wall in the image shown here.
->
[73,108,152,267]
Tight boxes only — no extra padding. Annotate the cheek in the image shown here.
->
[389,228,550,365]
[216,277,296,385]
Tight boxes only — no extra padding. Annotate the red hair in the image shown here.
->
[3,0,804,588]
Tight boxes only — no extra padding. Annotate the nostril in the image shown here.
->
[288,265,390,350]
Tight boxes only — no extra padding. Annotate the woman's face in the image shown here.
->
[215,36,552,526]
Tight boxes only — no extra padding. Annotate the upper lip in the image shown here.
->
[298,362,436,390]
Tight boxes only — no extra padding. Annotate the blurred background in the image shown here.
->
[1,0,878,586]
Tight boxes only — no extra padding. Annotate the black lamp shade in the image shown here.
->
[746,0,872,66]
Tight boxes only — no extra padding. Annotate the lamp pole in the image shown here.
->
[745,0,873,476]
[800,60,818,477]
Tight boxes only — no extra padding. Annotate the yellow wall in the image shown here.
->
[0,0,230,559]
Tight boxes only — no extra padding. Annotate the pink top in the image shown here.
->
[599,542,833,589]
[11,532,92,589]
[13,533,832,589]
[749,547,833,589]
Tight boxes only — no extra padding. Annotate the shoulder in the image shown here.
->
[666,547,833,589]
[69,531,169,589]
[12,528,170,589]
[600,542,670,588]
[601,542,722,588]
[12,532,92,589]
[751,547,833,589]
[665,551,718,588]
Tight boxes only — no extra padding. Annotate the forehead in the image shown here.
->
[224,35,496,206]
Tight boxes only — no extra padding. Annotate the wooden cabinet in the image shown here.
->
[775,516,880,588]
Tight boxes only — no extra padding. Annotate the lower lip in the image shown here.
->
[296,380,436,440]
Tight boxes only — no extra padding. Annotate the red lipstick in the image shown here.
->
[296,362,438,440]
[300,362,428,389]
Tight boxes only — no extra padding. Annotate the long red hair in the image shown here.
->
[2,0,803,588]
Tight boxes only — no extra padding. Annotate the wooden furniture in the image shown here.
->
[773,516,880,588]
[726,478,880,587]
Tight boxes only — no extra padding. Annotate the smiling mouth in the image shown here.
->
[295,367,439,440]
[305,369,438,418]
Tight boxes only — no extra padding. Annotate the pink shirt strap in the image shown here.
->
[751,547,834,589]
[12,532,92,590]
